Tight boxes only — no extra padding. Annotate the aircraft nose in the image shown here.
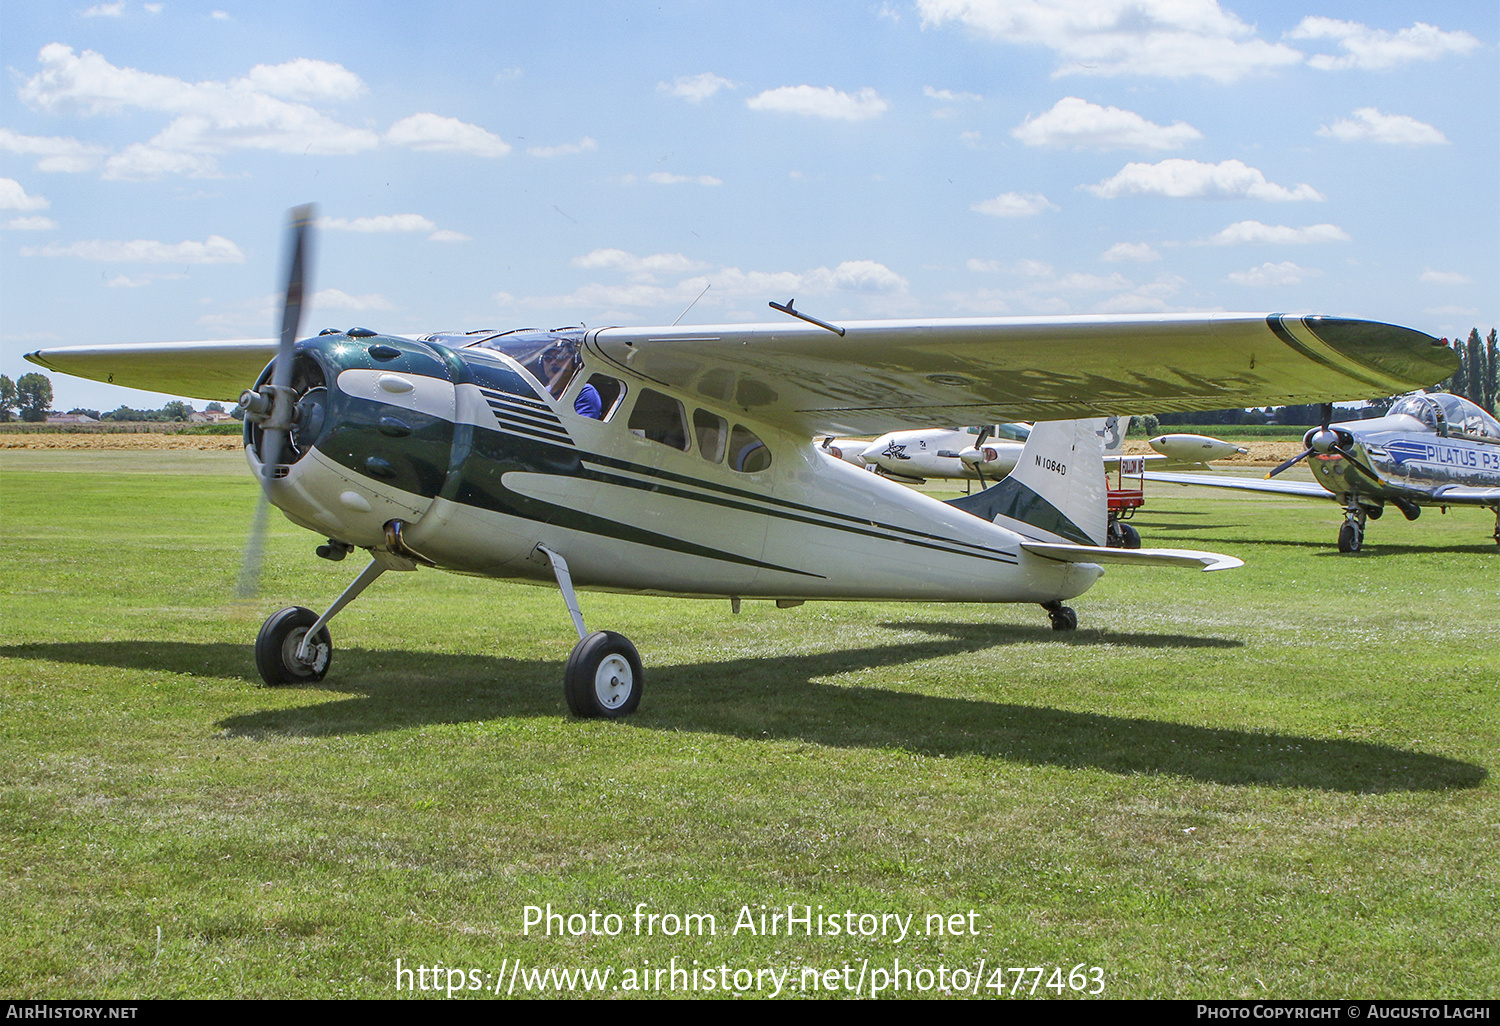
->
[252,333,458,549]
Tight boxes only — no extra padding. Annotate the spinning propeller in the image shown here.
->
[234,205,315,598]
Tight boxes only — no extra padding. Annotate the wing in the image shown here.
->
[1143,470,1333,499]
[24,339,278,402]
[590,313,1455,435]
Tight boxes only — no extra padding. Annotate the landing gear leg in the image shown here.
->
[1337,504,1367,554]
[538,545,643,719]
[1107,516,1141,549]
[254,558,388,685]
[1041,599,1078,631]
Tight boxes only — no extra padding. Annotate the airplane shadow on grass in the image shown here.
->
[4,622,1483,794]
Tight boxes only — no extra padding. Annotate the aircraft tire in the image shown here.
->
[1118,523,1141,549]
[1048,606,1078,631]
[255,606,332,685]
[564,631,643,719]
[1337,521,1362,554]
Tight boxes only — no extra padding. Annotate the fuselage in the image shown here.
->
[249,329,1101,605]
[1303,397,1500,506]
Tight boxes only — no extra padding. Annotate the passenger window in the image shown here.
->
[694,409,727,463]
[729,424,772,473]
[628,389,689,450]
[575,374,624,420]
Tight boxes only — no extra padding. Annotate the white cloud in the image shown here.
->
[960,131,982,148]
[660,73,735,102]
[943,264,1187,315]
[1317,108,1447,147]
[1101,242,1161,262]
[103,271,187,288]
[572,249,710,281]
[1012,97,1201,151]
[385,113,510,157]
[144,3,162,12]
[320,214,436,233]
[23,234,244,263]
[242,57,367,102]
[311,288,396,311]
[555,251,907,309]
[18,45,381,171]
[4,215,58,231]
[1289,18,1481,71]
[646,172,722,186]
[746,85,888,121]
[972,191,1056,217]
[526,137,597,158]
[1420,270,1472,286]
[917,0,1304,83]
[0,128,108,172]
[1087,159,1323,201]
[0,178,50,211]
[81,2,125,17]
[1227,261,1319,286]
[1209,221,1350,245]
[924,86,981,102]
[102,144,219,180]
[426,229,471,243]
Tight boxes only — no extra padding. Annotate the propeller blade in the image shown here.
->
[259,203,315,481]
[1266,448,1313,479]
[236,204,315,599]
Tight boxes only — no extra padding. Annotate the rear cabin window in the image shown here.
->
[728,424,772,473]
[693,409,727,463]
[628,389,689,450]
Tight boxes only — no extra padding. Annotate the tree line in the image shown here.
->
[0,373,234,423]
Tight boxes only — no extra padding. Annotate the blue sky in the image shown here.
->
[2,0,1495,412]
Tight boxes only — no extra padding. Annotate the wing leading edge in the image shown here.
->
[590,313,1455,436]
[27,313,1454,422]
[24,339,278,402]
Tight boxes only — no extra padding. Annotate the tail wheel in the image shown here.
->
[564,631,643,719]
[255,606,332,685]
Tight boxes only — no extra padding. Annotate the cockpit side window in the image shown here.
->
[628,389,690,450]
[465,331,584,400]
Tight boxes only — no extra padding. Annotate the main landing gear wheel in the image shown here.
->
[1107,521,1141,549]
[564,631,643,719]
[255,606,332,685]
[1042,601,1078,631]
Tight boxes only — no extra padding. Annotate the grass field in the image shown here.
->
[2,448,1495,1000]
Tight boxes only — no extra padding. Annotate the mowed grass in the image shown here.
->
[1,449,1495,999]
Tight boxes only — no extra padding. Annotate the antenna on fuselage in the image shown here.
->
[769,298,846,336]
[672,283,711,326]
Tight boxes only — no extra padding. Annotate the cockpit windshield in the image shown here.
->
[460,328,586,399]
[1390,393,1500,441]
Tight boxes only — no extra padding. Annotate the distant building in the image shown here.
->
[45,413,99,424]
[188,410,236,423]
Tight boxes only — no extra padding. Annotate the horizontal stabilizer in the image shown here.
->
[1021,541,1244,572]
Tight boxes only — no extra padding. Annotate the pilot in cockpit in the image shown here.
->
[535,341,602,419]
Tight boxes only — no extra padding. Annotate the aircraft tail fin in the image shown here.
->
[947,419,1108,546]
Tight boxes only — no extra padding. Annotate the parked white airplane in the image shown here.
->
[23,209,1459,716]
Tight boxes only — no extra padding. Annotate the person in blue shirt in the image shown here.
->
[574,381,603,419]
